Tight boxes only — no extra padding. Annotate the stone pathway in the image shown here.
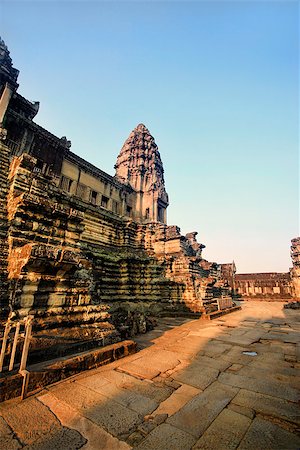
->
[0,301,299,449]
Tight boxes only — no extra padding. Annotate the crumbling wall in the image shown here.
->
[144,224,231,313]
[2,153,188,361]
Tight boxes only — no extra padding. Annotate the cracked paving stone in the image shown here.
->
[133,423,196,450]
[193,408,251,449]
[167,381,238,438]
[238,417,300,450]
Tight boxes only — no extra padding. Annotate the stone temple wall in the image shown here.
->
[2,148,228,322]
[0,146,232,351]
[235,272,293,301]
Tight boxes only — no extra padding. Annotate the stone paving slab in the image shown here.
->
[152,384,201,417]
[49,380,108,410]
[39,392,130,450]
[117,362,161,380]
[173,362,219,390]
[194,353,232,371]
[117,349,181,380]
[193,408,251,449]
[262,332,299,344]
[0,416,22,450]
[214,329,265,346]
[227,403,255,420]
[22,426,86,450]
[237,365,299,389]
[247,358,300,375]
[201,341,233,358]
[238,417,300,450]
[0,301,299,449]
[219,372,299,402]
[49,381,142,438]
[77,377,158,416]
[167,381,238,438]
[219,346,254,365]
[163,341,205,360]
[231,389,300,425]
[134,423,196,450]
[0,398,61,445]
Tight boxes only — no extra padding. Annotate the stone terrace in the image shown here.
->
[0,301,299,449]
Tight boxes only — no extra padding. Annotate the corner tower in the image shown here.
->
[115,123,169,223]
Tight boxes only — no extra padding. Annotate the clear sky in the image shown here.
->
[1,0,298,273]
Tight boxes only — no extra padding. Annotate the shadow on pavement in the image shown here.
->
[0,301,299,450]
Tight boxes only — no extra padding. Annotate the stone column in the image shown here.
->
[0,82,13,124]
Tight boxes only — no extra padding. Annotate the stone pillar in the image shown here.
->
[0,82,13,124]
[291,237,300,299]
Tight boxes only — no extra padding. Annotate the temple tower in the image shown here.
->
[115,123,169,223]
[0,37,19,139]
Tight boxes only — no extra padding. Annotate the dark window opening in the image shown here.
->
[158,206,164,222]
[91,190,98,205]
[101,195,109,208]
[126,205,132,217]
[112,200,119,214]
[145,208,150,219]
[60,176,73,193]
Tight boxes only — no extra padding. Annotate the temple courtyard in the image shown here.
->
[0,301,299,450]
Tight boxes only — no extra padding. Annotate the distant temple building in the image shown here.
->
[235,272,293,300]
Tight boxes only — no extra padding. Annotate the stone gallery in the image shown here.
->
[0,38,299,400]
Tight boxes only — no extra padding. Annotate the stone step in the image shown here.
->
[0,339,137,402]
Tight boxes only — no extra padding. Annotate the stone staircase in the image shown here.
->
[0,142,10,318]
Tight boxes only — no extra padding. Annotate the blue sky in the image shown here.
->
[1,1,298,272]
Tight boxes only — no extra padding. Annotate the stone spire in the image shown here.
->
[0,37,19,88]
[115,123,169,223]
[0,38,20,140]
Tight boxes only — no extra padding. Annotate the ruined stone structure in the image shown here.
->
[291,237,300,299]
[220,262,236,296]
[235,272,293,301]
[0,38,236,370]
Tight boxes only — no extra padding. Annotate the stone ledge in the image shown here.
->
[0,340,136,402]
[202,306,242,320]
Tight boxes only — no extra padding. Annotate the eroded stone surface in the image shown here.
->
[0,398,61,445]
[219,372,299,402]
[193,408,251,449]
[134,423,196,450]
[238,417,300,450]
[152,384,201,418]
[1,301,299,449]
[0,416,21,450]
[39,392,130,450]
[231,389,300,425]
[173,362,219,390]
[167,381,238,438]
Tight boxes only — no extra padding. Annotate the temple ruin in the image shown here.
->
[0,38,241,394]
[291,237,300,299]
[1,38,298,400]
